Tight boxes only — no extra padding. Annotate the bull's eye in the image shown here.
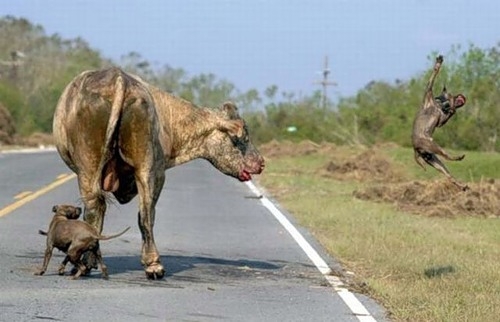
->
[230,131,249,154]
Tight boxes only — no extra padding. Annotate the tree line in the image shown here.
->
[1,16,499,151]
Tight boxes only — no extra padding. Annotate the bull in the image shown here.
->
[52,67,265,279]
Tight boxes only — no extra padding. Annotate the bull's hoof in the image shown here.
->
[145,263,165,280]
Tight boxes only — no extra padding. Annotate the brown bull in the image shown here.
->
[52,67,265,279]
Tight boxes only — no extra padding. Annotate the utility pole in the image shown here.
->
[313,55,337,109]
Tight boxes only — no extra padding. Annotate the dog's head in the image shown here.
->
[435,86,466,113]
[52,204,82,220]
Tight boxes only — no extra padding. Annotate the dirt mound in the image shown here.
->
[260,140,500,218]
[259,140,335,158]
[322,148,406,182]
[0,102,16,144]
[354,179,500,217]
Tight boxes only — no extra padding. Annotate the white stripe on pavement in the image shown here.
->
[246,181,377,322]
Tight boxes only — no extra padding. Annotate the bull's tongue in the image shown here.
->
[238,170,252,182]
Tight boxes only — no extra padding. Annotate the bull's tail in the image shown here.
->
[91,71,126,202]
[97,226,131,241]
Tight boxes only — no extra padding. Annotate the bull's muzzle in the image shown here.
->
[239,154,265,181]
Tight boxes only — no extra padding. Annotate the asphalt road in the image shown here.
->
[0,149,388,322]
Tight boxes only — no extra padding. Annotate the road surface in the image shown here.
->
[0,149,388,321]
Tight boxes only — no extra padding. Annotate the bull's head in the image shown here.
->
[204,102,264,181]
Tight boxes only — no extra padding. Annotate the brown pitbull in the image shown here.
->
[412,55,468,190]
[35,205,130,279]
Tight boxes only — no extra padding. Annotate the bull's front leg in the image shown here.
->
[136,169,166,279]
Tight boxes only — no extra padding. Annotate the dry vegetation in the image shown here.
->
[260,140,500,219]
[0,105,54,148]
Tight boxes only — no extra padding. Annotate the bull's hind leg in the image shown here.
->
[77,175,108,273]
[118,96,167,279]
[135,166,166,279]
[79,175,107,232]
[94,247,109,280]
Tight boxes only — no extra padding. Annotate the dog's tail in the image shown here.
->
[97,226,131,241]
[38,229,48,236]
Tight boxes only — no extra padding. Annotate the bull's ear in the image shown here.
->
[218,119,244,137]
[52,205,58,213]
[220,101,239,119]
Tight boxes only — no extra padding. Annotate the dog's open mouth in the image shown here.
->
[455,95,466,108]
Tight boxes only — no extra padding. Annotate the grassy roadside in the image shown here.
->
[256,143,500,322]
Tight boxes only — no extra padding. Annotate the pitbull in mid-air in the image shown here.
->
[412,55,468,190]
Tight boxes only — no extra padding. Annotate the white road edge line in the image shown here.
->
[0,146,57,154]
[246,181,377,322]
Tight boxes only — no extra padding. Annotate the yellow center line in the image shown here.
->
[0,173,77,218]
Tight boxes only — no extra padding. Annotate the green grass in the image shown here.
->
[258,145,500,322]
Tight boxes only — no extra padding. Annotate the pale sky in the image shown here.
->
[3,0,499,99]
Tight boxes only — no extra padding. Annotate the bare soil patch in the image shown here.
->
[321,148,406,183]
[259,139,337,158]
[0,100,54,148]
